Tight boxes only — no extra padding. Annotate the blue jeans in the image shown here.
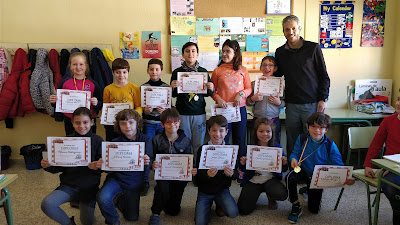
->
[97,178,140,224]
[224,106,247,158]
[142,122,164,139]
[41,186,95,225]
[382,173,400,221]
[195,189,238,225]
[285,103,317,157]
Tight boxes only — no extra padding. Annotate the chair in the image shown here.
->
[345,126,379,167]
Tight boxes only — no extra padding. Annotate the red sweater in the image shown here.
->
[364,114,400,168]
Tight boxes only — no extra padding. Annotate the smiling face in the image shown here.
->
[182,45,199,66]
[208,123,228,145]
[70,56,87,79]
[307,122,327,142]
[113,68,129,86]
[256,124,272,146]
[119,118,138,140]
[283,20,302,48]
[260,59,277,77]
[72,114,93,135]
[221,46,235,64]
[147,64,162,82]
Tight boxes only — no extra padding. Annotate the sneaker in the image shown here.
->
[288,204,302,224]
[148,214,160,225]
[141,182,150,196]
[299,186,308,201]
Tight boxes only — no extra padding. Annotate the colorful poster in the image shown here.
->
[219,17,243,35]
[219,35,246,51]
[170,16,196,35]
[266,0,291,15]
[170,0,194,16]
[196,18,219,35]
[142,31,161,58]
[319,3,354,49]
[119,32,140,59]
[242,51,274,71]
[171,36,197,56]
[242,18,266,34]
[268,36,286,52]
[197,36,219,52]
[246,35,269,52]
[361,0,386,47]
[265,16,285,36]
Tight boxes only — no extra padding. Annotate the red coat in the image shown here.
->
[48,49,62,92]
[17,56,35,117]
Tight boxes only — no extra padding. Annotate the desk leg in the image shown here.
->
[1,188,13,225]
[373,169,384,225]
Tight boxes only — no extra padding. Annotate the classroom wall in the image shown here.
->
[0,0,398,159]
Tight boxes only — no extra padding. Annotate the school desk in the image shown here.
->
[371,159,400,225]
[0,174,18,225]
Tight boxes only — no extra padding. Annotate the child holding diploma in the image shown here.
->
[286,112,355,223]
[148,108,195,225]
[95,109,151,225]
[41,107,103,225]
[49,52,102,135]
[194,115,239,225]
[246,56,285,144]
[237,118,288,214]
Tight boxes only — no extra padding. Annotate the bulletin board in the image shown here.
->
[195,0,272,18]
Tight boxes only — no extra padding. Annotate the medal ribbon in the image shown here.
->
[73,76,86,91]
[297,138,322,166]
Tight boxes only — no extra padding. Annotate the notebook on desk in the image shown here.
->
[383,154,400,164]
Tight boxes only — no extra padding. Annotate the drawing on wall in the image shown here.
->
[361,0,386,47]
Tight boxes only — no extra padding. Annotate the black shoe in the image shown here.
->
[141,182,150,196]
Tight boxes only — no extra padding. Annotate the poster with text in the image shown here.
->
[170,0,194,16]
[171,16,196,35]
[361,0,386,47]
[196,18,219,35]
[142,31,161,58]
[242,52,274,71]
[319,2,354,49]
[242,17,266,34]
[119,32,140,59]
[220,17,243,35]
[171,36,197,56]
[266,0,291,15]
[265,16,285,36]
[246,35,269,52]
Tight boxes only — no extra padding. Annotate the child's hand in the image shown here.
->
[90,97,98,106]
[206,82,214,91]
[281,156,287,165]
[291,158,298,169]
[49,94,57,103]
[344,177,355,186]
[240,156,247,165]
[223,166,234,177]
[170,80,180,89]
[251,93,263,102]
[268,95,281,105]
[144,106,153,114]
[156,106,166,114]
[41,159,51,168]
[143,155,150,165]
[88,158,103,170]
[364,166,375,178]
[191,168,197,176]
[233,93,242,107]
[207,168,218,177]
[216,98,227,108]
[152,161,159,170]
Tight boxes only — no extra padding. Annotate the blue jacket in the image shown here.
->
[289,134,343,177]
[105,132,153,190]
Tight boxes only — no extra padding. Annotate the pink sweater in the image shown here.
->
[364,114,400,168]
[211,64,252,107]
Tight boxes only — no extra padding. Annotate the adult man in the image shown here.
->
[275,15,330,156]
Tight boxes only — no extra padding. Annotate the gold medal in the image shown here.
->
[194,95,199,101]
[294,166,301,173]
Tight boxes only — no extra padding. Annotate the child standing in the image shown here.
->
[41,107,103,225]
[103,58,142,141]
[95,109,152,225]
[49,52,102,135]
[286,112,355,223]
[170,42,214,163]
[148,108,195,225]
[211,39,252,159]
[246,56,285,144]
[194,115,239,225]
[237,118,288,215]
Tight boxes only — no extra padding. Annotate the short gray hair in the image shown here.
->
[282,15,301,28]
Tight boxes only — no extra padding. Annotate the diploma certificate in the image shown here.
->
[310,165,353,189]
[101,142,145,171]
[100,103,133,125]
[56,89,91,113]
[254,76,284,97]
[141,86,172,108]
[47,137,91,166]
[211,103,241,123]
[154,154,193,181]
[177,72,208,94]
[199,145,238,170]
[246,145,282,172]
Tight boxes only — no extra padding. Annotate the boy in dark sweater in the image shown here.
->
[194,115,239,225]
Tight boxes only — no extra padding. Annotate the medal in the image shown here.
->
[294,166,301,173]
[294,137,323,173]
[194,95,199,101]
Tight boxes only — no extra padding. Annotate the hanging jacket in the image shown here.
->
[91,47,113,90]
[17,51,35,117]
[0,48,10,93]
[29,48,55,115]
[48,49,62,91]
[82,50,93,79]
[28,49,37,72]
[59,49,70,77]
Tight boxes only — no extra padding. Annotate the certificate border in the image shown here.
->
[142,86,171,108]
[59,90,89,111]
[104,143,143,170]
[51,138,89,166]
[255,76,283,96]
[211,103,240,123]
[314,167,350,188]
[177,72,207,93]
[158,155,191,179]
[200,146,237,170]
[249,146,281,171]
[104,103,132,124]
